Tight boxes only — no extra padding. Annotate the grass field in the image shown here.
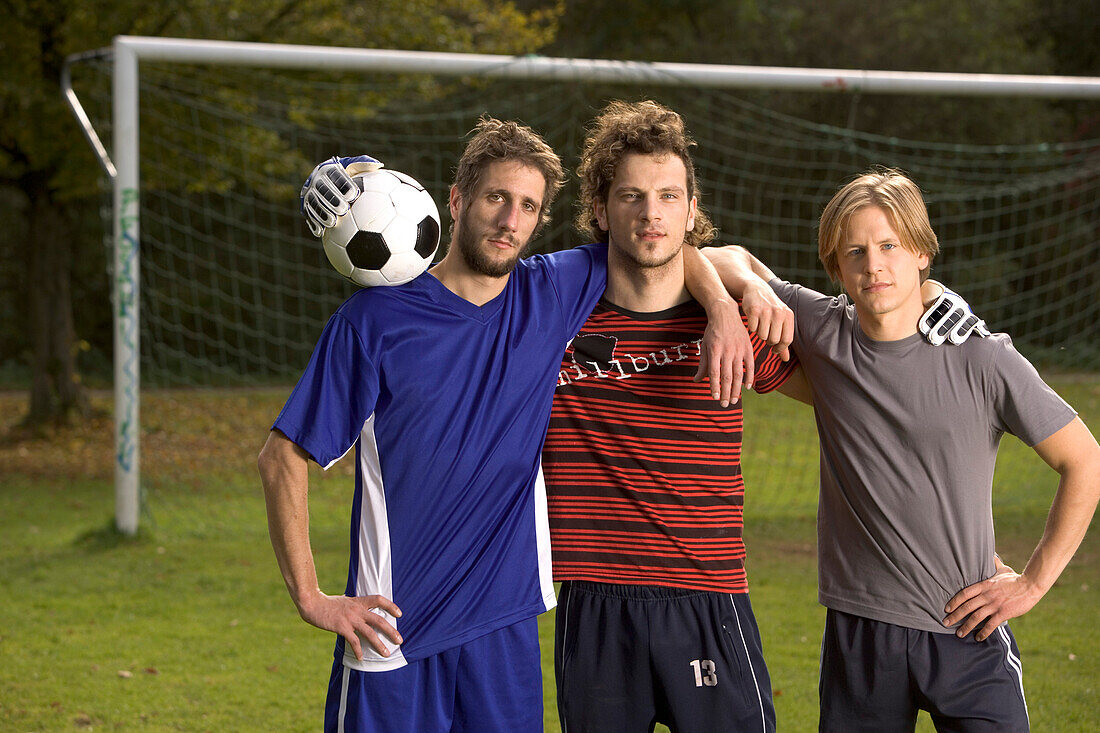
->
[1,379,1097,731]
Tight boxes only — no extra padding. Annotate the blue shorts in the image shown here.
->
[819,609,1029,732]
[324,616,543,733]
[555,581,775,732]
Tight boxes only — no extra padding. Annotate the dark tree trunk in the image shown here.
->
[25,173,89,425]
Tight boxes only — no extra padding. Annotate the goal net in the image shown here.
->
[67,41,1100,528]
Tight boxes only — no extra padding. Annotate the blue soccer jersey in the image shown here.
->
[273,244,608,670]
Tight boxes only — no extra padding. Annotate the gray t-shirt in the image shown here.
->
[772,279,1076,632]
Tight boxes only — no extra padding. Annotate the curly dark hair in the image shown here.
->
[574,100,716,248]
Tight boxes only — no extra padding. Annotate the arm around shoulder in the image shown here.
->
[701,245,779,294]
[682,245,753,406]
[702,245,793,362]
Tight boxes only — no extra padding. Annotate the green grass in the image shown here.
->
[0,379,1097,731]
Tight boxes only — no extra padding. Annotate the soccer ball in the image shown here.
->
[322,169,441,287]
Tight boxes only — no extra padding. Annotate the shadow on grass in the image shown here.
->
[72,518,155,552]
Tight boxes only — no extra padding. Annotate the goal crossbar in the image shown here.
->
[116,36,1100,97]
[63,36,1100,535]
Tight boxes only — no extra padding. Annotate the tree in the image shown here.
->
[0,0,561,425]
[527,0,1074,143]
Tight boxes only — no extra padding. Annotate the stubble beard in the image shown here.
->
[613,232,684,273]
[454,219,527,278]
[622,247,681,271]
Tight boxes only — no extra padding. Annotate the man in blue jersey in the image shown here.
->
[258,117,751,733]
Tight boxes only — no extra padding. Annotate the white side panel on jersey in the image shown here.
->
[533,464,557,611]
[343,413,408,671]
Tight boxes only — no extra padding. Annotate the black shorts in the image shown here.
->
[819,609,1030,732]
[555,581,775,733]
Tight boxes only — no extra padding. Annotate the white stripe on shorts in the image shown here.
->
[995,625,1029,726]
[728,595,768,733]
[559,586,575,733]
[338,664,351,733]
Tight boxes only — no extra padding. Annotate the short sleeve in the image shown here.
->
[272,312,380,468]
[984,335,1076,447]
[534,243,609,337]
[769,278,837,356]
[751,326,799,393]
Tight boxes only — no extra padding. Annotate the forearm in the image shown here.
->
[701,245,777,298]
[258,432,322,613]
[258,431,403,657]
[1023,418,1100,596]
[1022,472,1100,596]
[683,244,736,312]
[701,245,794,362]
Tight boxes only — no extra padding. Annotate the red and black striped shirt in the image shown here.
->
[543,298,797,593]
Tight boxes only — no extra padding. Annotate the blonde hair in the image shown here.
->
[818,167,939,282]
[575,100,716,248]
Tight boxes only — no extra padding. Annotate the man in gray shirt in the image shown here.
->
[707,168,1100,732]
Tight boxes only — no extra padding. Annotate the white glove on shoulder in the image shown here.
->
[300,155,384,237]
[919,284,990,346]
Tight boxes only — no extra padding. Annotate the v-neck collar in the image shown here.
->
[422,269,510,324]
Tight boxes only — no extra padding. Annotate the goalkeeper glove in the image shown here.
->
[300,155,384,237]
[919,285,991,345]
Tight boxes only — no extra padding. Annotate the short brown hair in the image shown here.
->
[818,167,939,282]
[575,100,716,248]
[452,116,565,236]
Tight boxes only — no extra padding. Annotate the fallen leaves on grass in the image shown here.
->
[0,389,357,485]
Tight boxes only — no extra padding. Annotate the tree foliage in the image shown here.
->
[0,0,562,423]
[529,0,1093,143]
[1,0,1096,425]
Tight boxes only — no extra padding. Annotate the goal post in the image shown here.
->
[113,40,140,535]
[63,36,1100,535]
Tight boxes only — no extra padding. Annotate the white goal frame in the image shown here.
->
[63,35,1100,535]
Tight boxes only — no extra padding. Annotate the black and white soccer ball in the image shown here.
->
[321,169,441,287]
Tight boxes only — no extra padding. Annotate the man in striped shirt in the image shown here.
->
[542,100,812,733]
